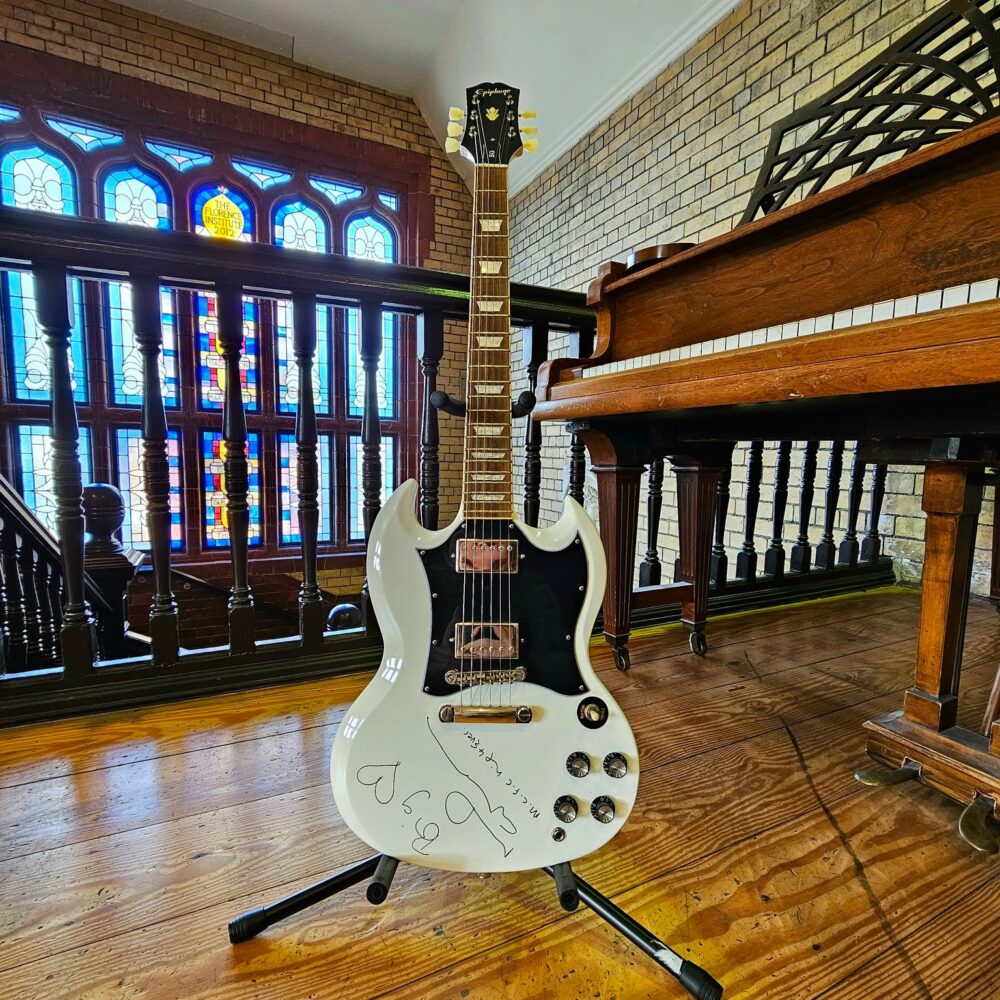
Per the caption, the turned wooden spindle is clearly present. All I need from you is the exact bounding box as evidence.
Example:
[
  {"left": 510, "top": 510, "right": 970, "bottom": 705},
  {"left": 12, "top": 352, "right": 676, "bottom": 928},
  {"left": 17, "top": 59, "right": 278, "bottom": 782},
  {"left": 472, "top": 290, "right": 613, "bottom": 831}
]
[
  {"left": 36, "top": 556, "right": 60, "bottom": 664},
  {"left": 736, "top": 441, "right": 763, "bottom": 583},
  {"left": 815, "top": 441, "right": 844, "bottom": 570},
  {"left": 521, "top": 321, "right": 549, "bottom": 528},
  {"left": 861, "top": 463, "right": 888, "bottom": 563},
  {"left": 710, "top": 456, "right": 733, "bottom": 588},
  {"left": 566, "top": 326, "right": 595, "bottom": 506},
  {"left": 293, "top": 292, "right": 325, "bottom": 647},
  {"left": 216, "top": 283, "right": 255, "bottom": 655},
  {"left": 0, "top": 514, "right": 28, "bottom": 670},
  {"left": 789, "top": 440, "right": 819, "bottom": 574},
  {"left": 360, "top": 300, "right": 385, "bottom": 542},
  {"left": 764, "top": 441, "right": 792, "bottom": 580},
  {"left": 417, "top": 309, "right": 444, "bottom": 530},
  {"left": 17, "top": 541, "right": 43, "bottom": 664},
  {"left": 639, "top": 458, "right": 664, "bottom": 587},
  {"left": 838, "top": 447, "right": 866, "bottom": 567},
  {"left": 35, "top": 262, "right": 95, "bottom": 677},
  {"left": 132, "top": 274, "right": 180, "bottom": 664}
]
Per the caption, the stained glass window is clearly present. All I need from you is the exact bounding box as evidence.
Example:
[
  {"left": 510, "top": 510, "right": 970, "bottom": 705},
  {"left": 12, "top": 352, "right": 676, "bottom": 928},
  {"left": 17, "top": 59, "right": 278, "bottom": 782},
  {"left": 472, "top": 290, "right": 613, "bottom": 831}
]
[
  {"left": 114, "top": 428, "right": 183, "bottom": 550},
  {"left": 346, "top": 213, "right": 395, "bottom": 262},
  {"left": 192, "top": 183, "right": 253, "bottom": 240},
  {"left": 45, "top": 116, "right": 123, "bottom": 151},
  {"left": 202, "top": 430, "right": 261, "bottom": 548},
  {"left": 378, "top": 191, "right": 399, "bottom": 212},
  {"left": 105, "top": 282, "right": 179, "bottom": 406},
  {"left": 275, "top": 299, "right": 330, "bottom": 414},
  {"left": 4, "top": 271, "right": 87, "bottom": 402},
  {"left": 309, "top": 177, "right": 363, "bottom": 205},
  {"left": 17, "top": 424, "right": 93, "bottom": 535},
  {"left": 102, "top": 164, "right": 171, "bottom": 229},
  {"left": 278, "top": 432, "right": 332, "bottom": 544},
  {"left": 145, "top": 140, "right": 212, "bottom": 172},
  {"left": 346, "top": 307, "right": 396, "bottom": 418},
  {"left": 273, "top": 199, "right": 328, "bottom": 252},
  {"left": 196, "top": 292, "right": 258, "bottom": 410},
  {"left": 0, "top": 105, "right": 20, "bottom": 124},
  {"left": 348, "top": 435, "right": 395, "bottom": 542},
  {"left": 233, "top": 159, "right": 292, "bottom": 189},
  {"left": 0, "top": 145, "right": 76, "bottom": 214}
]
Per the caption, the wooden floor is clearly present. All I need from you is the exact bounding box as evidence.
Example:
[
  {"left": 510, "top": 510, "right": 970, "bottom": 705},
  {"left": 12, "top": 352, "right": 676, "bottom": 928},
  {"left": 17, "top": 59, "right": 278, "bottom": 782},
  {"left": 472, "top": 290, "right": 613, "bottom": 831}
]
[{"left": 2, "top": 588, "right": 1000, "bottom": 999}]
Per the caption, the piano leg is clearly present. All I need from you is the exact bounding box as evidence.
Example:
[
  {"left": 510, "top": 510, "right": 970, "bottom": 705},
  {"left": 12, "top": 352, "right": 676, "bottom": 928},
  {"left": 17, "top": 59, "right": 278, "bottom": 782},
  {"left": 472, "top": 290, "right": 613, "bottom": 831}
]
[
  {"left": 573, "top": 427, "right": 645, "bottom": 671},
  {"left": 669, "top": 449, "right": 732, "bottom": 658}
]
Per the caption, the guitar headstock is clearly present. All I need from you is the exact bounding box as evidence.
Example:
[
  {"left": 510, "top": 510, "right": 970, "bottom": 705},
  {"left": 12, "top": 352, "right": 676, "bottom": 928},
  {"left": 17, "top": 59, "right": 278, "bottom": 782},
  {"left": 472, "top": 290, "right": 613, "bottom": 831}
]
[{"left": 445, "top": 82, "right": 538, "bottom": 165}]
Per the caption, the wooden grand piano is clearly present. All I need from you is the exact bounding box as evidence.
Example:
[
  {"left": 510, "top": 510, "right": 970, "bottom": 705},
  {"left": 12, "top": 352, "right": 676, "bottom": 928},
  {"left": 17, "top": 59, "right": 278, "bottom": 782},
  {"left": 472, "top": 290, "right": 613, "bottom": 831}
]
[{"left": 533, "top": 1, "right": 1000, "bottom": 847}]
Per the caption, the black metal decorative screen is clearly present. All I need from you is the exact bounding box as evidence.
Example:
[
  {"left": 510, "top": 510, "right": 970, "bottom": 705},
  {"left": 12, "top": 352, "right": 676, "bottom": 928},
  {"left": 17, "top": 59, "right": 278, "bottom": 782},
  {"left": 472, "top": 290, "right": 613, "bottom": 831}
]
[{"left": 742, "top": 0, "right": 1000, "bottom": 223}]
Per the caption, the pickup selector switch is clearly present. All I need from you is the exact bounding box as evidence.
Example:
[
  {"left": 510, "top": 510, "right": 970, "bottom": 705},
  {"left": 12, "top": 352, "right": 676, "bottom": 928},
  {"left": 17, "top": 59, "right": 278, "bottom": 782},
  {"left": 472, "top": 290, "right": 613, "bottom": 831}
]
[
  {"left": 591, "top": 795, "right": 615, "bottom": 824},
  {"left": 554, "top": 795, "right": 578, "bottom": 823},
  {"left": 603, "top": 752, "right": 628, "bottom": 778},
  {"left": 566, "top": 752, "right": 590, "bottom": 777}
]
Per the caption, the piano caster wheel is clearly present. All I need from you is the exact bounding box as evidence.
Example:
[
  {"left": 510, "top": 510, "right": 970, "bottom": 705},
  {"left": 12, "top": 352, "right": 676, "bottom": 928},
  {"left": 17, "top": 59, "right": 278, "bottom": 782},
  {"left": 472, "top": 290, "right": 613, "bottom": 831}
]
[
  {"left": 958, "top": 795, "right": 1000, "bottom": 854},
  {"left": 853, "top": 760, "right": 920, "bottom": 786},
  {"left": 612, "top": 645, "right": 631, "bottom": 672},
  {"left": 689, "top": 631, "right": 707, "bottom": 657}
]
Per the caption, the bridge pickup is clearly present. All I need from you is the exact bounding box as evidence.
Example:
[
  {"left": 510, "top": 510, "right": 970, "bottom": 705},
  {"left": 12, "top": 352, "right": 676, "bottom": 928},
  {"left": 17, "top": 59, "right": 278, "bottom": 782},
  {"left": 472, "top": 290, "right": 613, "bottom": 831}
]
[
  {"left": 439, "top": 704, "right": 533, "bottom": 724},
  {"left": 454, "top": 538, "right": 519, "bottom": 573},
  {"left": 454, "top": 622, "right": 519, "bottom": 659},
  {"left": 444, "top": 666, "right": 527, "bottom": 687}
]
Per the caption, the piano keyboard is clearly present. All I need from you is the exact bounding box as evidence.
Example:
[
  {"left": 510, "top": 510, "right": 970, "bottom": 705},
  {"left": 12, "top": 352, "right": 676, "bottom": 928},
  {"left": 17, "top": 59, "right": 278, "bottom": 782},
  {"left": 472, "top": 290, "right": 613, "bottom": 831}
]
[{"left": 580, "top": 278, "right": 1000, "bottom": 379}]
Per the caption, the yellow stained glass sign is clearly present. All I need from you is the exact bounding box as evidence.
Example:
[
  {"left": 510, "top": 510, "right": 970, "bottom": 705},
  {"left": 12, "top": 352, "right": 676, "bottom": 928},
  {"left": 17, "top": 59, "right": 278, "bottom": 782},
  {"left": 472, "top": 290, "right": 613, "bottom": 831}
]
[{"left": 202, "top": 193, "right": 245, "bottom": 239}]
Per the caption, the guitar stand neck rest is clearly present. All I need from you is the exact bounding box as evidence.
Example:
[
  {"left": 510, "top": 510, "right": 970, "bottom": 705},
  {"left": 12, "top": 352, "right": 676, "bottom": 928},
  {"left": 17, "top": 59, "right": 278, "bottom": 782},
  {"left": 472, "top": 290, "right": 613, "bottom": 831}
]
[{"left": 228, "top": 853, "right": 724, "bottom": 1000}]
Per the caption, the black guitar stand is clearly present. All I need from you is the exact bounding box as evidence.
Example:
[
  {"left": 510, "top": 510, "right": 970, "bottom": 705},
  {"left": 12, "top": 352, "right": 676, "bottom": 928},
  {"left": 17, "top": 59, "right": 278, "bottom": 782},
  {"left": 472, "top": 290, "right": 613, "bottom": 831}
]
[{"left": 228, "top": 853, "right": 723, "bottom": 1000}]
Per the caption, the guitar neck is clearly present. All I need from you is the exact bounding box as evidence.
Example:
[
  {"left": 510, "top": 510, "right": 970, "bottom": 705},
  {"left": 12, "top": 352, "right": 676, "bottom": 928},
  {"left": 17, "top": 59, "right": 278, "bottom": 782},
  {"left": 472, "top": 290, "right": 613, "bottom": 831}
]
[{"left": 462, "top": 163, "right": 513, "bottom": 519}]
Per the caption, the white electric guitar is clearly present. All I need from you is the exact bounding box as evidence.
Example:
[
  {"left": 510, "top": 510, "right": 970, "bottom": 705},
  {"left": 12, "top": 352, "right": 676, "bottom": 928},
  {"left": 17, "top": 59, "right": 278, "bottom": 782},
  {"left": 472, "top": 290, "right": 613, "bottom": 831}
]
[{"left": 330, "top": 83, "right": 638, "bottom": 873}]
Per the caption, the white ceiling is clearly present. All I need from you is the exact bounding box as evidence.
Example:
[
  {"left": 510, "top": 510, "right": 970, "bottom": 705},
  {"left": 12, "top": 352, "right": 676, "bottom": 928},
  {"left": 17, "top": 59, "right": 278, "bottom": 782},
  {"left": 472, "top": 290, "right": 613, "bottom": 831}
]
[{"left": 123, "top": 0, "right": 739, "bottom": 194}]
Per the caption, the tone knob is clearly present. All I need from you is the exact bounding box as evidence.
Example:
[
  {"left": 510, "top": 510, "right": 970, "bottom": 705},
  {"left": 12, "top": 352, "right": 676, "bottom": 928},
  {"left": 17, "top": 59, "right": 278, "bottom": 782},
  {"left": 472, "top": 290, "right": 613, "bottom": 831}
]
[
  {"left": 566, "top": 752, "right": 590, "bottom": 777},
  {"left": 603, "top": 752, "right": 628, "bottom": 779},
  {"left": 591, "top": 796, "right": 615, "bottom": 824},
  {"left": 554, "top": 796, "right": 578, "bottom": 823}
]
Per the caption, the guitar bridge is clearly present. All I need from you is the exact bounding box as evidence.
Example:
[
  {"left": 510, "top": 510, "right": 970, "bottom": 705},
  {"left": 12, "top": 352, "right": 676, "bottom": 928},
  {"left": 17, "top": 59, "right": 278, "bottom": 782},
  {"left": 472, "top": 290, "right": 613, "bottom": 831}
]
[
  {"left": 444, "top": 666, "right": 527, "bottom": 687},
  {"left": 439, "top": 704, "right": 533, "bottom": 724}
]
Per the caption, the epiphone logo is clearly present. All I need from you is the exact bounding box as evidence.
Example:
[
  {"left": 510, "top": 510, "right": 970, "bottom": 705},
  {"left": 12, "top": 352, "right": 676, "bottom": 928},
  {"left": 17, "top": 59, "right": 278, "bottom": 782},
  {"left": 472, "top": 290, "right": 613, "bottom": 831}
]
[{"left": 477, "top": 87, "right": 510, "bottom": 96}]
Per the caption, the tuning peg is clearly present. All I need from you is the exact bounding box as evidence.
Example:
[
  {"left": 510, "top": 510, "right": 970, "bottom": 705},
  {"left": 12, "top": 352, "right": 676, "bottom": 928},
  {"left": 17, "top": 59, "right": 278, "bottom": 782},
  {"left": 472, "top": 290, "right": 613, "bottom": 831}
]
[
  {"left": 449, "top": 107, "right": 465, "bottom": 120},
  {"left": 520, "top": 110, "right": 536, "bottom": 119},
  {"left": 521, "top": 127, "right": 538, "bottom": 135},
  {"left": 447, "top": 122, "right": 463, "bottom": 137},
  {"left": 523, "top": 139, "right": 539, "bottom": 153},
  {"left": 445, "top": 137, "right": 461, "bottom": 154}
]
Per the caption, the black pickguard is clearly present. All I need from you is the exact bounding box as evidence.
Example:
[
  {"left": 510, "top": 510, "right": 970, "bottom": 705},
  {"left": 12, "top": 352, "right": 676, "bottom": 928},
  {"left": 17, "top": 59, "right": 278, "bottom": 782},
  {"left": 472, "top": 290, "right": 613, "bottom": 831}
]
[{"left": 419, "top": 520, "right": 589, "bottom": 696}]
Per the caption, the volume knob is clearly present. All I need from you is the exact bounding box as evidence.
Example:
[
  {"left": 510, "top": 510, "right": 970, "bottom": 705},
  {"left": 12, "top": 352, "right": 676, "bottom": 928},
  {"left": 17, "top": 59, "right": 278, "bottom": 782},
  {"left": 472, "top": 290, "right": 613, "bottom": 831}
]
[
  {"left": 591, "top": 795, "right": 615, "bottom": 824},
  {"left": 603, "top": 752, "right": 628, "bottom": 779},
  {"left": 554, "top": 796, "right": 578, "bottom": 823},
  {"left": 566, "top": 752, "right": 590, "bottom": 777}
]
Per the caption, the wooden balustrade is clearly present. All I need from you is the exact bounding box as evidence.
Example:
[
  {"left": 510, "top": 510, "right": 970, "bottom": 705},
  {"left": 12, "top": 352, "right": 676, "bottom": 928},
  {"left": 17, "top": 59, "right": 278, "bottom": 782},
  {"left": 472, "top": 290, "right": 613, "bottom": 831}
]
[
  {"left": 521, "top": 321, "right": 549, "bottom": 528},
  {"left": 0, "top": 207, "right": 590, "bottom": 725}
]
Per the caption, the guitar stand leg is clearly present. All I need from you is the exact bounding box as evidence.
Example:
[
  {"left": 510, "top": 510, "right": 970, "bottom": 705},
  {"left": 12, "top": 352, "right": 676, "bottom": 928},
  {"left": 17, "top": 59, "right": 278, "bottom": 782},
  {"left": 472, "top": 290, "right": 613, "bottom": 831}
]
[
  {"left": 228, "top": 853, "right": 381, "bottom": 943},
  {"left": 366, "top": 854, "right": 400, "bottom": 904},
  {"left": 541, "top": 866, "right": 723, "bottom": 1000}
]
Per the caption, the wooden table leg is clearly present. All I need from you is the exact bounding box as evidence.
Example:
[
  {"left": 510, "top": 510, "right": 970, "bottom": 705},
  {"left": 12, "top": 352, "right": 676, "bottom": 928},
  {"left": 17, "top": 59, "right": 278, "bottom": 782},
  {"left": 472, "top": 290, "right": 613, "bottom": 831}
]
[
  {"left": 574, "top": 427, "right": 644, "bottom": 671},
  {"left": 669, "top": 448, "right": 732, "bottom": 656},
  {"left": 903, "top": 462, "right": 984, "bottom": 731}
]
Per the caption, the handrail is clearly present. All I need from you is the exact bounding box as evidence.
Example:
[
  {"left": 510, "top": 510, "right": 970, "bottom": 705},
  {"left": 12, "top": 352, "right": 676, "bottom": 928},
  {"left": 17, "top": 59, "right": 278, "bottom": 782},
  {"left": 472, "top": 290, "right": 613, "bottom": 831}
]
[{"left": 0, "top": 206, "right": 592, "bottom": 327}]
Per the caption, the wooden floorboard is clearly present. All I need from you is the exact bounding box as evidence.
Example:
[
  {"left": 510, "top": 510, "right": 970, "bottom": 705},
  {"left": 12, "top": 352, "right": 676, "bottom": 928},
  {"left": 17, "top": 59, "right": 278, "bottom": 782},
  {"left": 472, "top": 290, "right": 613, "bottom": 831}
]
[{"left": 1, "top": 589, "right": 998, "bottom": 998}]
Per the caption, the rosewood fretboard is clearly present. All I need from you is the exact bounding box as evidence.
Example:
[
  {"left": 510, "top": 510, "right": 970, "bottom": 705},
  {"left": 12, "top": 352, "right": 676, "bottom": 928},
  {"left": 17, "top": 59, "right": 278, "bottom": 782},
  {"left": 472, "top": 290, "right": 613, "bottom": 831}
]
[{"left": 462, "top": 164, "right": 514, "bottom": 520}]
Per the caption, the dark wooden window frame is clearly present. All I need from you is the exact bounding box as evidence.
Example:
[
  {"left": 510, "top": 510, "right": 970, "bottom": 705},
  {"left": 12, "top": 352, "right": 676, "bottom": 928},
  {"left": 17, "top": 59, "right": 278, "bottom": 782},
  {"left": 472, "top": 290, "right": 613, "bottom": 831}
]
[{"left": 0, "top": 44, "right": 433, "bottom": 573}]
